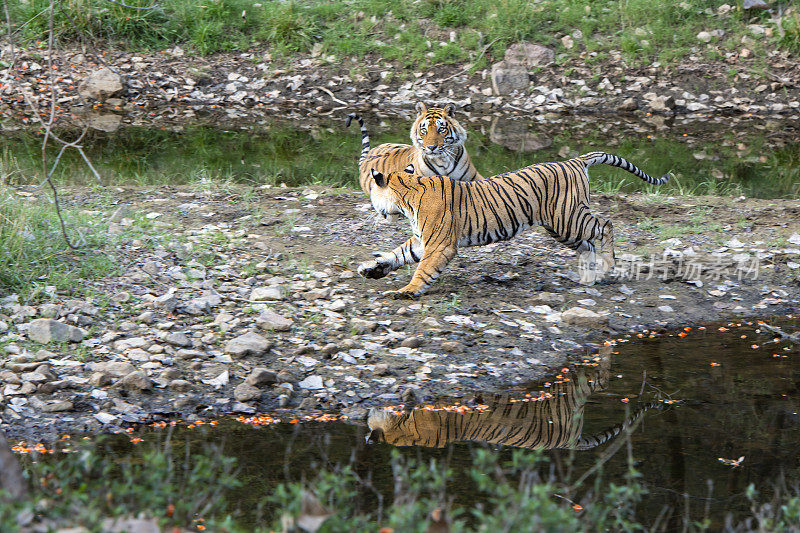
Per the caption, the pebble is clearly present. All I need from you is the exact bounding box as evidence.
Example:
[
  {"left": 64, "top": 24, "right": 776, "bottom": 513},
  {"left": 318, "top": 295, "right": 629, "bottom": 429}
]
[
  {"left": 298, "top": 375, "right": 324, "bottom": 390},
  {"left": 560, "top": 307, "right": 609, "bottom": 328},
  {"left": 224, "top": 331, "right": 273, "bottom": 357},
  {"left": 441, "top": 341, "right": 465, "bottom": 354},
  {"left": 233, "top": 382, "right": 262, "bottom": 402},
  {"left": 249, "top": 286, "right": 285, "bottom": 301},
  {"left": 245, "top": 367, "right": 278, "bottom": 386},
  {"left": 115, "top": 371, "right": 152, "bottom": 391},
  {"left": 256, "top": 309, "right": 293, "bottom": 331}
]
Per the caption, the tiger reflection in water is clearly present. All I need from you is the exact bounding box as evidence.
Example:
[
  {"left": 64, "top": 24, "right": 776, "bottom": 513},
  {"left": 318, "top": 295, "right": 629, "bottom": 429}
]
[{"left": 367, "top": 347, "right": 662, "bottom": 450}]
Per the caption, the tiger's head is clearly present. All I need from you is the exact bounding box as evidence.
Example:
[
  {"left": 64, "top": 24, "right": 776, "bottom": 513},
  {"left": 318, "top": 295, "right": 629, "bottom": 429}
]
[
  {"left": 411, "top": 102, "right": 467, "bottom": 158},
  {"left": 367, "top": 165, "right": 416, "bottom": 221}
]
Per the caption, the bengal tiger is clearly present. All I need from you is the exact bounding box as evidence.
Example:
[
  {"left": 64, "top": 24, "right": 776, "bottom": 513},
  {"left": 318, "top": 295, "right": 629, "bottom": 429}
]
[
  {"left": 366, "top": 347, "right": 664, "bottom": 450},
  {"left": 357, "top": 152, "right": 669, "bottom": 295},
  {"left": 346, "top": 102, "right": 482, "bottom": 199}
]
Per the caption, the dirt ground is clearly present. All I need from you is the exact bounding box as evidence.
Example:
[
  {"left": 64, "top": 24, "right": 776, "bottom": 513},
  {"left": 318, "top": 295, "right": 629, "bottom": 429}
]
[{"left": 2, "top": 182, "right": 799, "bottom": 441}]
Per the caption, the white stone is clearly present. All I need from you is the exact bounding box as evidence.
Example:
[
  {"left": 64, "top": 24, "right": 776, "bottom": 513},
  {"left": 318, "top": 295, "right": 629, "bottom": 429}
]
[{"left": 298, "top": 375, "right": 324, "bottom": 389}]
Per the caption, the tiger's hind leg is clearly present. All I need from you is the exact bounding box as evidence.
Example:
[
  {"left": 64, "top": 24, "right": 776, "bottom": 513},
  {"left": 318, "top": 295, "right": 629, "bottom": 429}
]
[
  {"left": 357, "top": 236, "right": 423, "bottom": 279},
  {"left": 549, "top": 207, "right": 615, "bottom": 285}
]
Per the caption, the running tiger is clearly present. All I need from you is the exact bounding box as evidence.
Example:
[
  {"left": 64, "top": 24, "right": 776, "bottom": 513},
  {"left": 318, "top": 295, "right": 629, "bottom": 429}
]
[
  {"left": 367, "top": 347, "right": 664, "bottom": 450},
  {"left": 346, "top": 102, "right": 482, "bottom": 199},
  {"left": 357, "top": 152, "right": 669, "bottom": 295}
]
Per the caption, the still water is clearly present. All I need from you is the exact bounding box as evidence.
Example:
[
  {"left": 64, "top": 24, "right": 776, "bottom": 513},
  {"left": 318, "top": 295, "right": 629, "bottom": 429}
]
[
  {"left": 4, "top": 113, "right": 800, "bottom": 198},
  {"left": 79, "top": 318, "right": 800, "bottom": 529}
]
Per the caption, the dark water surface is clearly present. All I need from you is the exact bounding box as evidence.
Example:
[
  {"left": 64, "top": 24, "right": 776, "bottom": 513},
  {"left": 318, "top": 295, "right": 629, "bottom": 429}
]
[
  {"left": 5, "top": 114, "right": 800, "bottom": 198},
  {"left": 82, "top": 318, "right": 800, "bottom": 529}
]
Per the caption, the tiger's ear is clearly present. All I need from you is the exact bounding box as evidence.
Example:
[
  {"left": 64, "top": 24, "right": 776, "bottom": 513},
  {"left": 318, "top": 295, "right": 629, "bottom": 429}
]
[
  {"left": 443, "top": 103, "right": 455, "bottom": 116},
  {"left": 371, "top": 169, "right": 386, "bottom": 187},
  {"left": 415, "top": 102, "right": 427, "bottom": 115},
  {"left": 403, "top": 164, "right": 415, "bottom": 174}
]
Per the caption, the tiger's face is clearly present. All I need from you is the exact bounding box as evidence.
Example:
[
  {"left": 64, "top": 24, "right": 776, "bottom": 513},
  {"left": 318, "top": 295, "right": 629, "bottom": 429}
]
[{"left": 411, "top": 102, "right": 467, "bottom": 157}]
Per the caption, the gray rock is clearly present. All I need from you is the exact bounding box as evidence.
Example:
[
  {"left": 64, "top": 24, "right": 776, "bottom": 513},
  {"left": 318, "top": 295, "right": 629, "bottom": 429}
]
[
  {"left": 531, "top": 292, "right": 565, "bottom": 305},
  {"left": 256, "top": 309, "right": 293, "bottom": 332},
  {"left": 224, "top": 331, "right": 273, "bottom": 357},
  {"left": 504, "top": 42, "right": 555, "bottom": 67},
  {"left": 697, "top": 31, "right": 713, "bottom": 43},
  {"left": 39, "top": 304, "right": 61, "bottom": 319},
  {"left": 153, "top": 290, "right": 178, "bottom": 312},
  {"left": 350, "top": 317, "right": 377, "bottom": 334},
  {"left": 234, "top": 382, "right": 262, "bottom": 402},
  {"left": 649, "top": 95, "right": 676, "bottom": 112},
  {"left": 743, "top": 0, "right": 768, "bottom": 9},
  {"left": 372, "top": 363, "right": 393, "bottom": 376},
  {"left": 298, "top": 375, "right": 324, "bottom": 390},
  {"left": 491, "top": 60, "right": 529, "bottom": 95},
  {"left": 27, "top": 319, "right": 85, "bottom": 344},
  {"left": 90, "top": 372, "right": 113, "bottom": 387},
  {"left": 186, "top": 291, "right": 222, "bottom": 315},
  {"left": 19, "top": 372, "right": 47, "bottom": 383},
  {"left": 276, "top": 369, "right": 298, "bottom": 383},
  {"left": 617, "top": 97, "right": 638, "bottom": 111},
  {"left": 103, "top": 361, "right": 136, "bottom": 377},
  {"left": 245, "top": 367, "right": 278, "bottom": 387},
  {"left": 441, "top": 341, "right": 465, "bottom": 354},
  {"left": 115, "top": 371, "right": 151, "bottom": 391},
  {"left": 560, "top": 307, "right": 609, "bottom": 328},
  {"left": 400, "top": 336, "right": 424, "bottom": 349},
  {"left": 40, "top": 400, "right": 73, "bottom": 413},
  {"left": 169, "top": 379, "right": 194, "bottom": 392},
  {"left": 78, "top": 67, "right": 123, "bottom": 101},
  {"left": 249, "top": 286, "right": 284, "bottom": 301},
  {"left": 164, "top": 332, "right": 192, "bottom": 348}
]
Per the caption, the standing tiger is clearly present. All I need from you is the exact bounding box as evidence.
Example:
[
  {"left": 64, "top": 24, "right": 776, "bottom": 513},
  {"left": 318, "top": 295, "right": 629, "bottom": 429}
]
[
  {"left": 367, "top": 347, "right": 664, "bottom": 450},
  {"left": 346, "top": 102, "right": 482, "bottom": 197},
  {"left": 357, "top": 152, "right": 669, "bottom": 295}
]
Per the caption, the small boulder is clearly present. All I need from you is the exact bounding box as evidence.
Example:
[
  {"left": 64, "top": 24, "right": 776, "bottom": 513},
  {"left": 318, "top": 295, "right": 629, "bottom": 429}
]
[
  {"left": 560, "top": 307, "right": 609, "bottom": 328},
  {"left": 504, "top": 42, "right": 555, "bottom": 68},
  {"left": 78, "top": 67, "right": 123, "bottom": 101},
  {"left": 164, "top": 332, "right": 192, "bottom": 348},
  {"left": 256, "top": 309, "right": 293, "bottom": 332},
  {"left": 441, "top": 341, "right": 465, "bottom": 354},
  {"left": 249, "top": 286, "right": 284, "bottom": 301},
  {"left": 245, "top": 367, "right": 278, "bottom": 387},
  {"left": 27, "top": 319, "right": 85, "bottom": 344},
  {"left": 224, "top": 332, "right": 273, "bottom": 358},
  {"left": 115, "top": 371, "right": 151, "bottom": 391},
  {"left": 41, "top": 400, "right": 73, "bottom": 413},
  {"left": 234, "top": 382, "right": 262, "bottom": 402}
]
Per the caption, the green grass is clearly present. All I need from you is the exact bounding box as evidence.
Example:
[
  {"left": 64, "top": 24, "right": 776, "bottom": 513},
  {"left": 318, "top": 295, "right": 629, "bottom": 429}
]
[
  {"left": 0, "top": 185, "right": 121, "bottom": 302},
  {"left": 8, "top": 0, "right": 797, "bottom": 67}
]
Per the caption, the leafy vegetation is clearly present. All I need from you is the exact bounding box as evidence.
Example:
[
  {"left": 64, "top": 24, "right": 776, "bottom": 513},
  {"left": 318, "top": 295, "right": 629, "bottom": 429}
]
[
  {"left": 9, "top": 0, "right": 797, "bottom": 67},
  {"left": 3, "top": 436, "right": 799, "bottom": 532}
]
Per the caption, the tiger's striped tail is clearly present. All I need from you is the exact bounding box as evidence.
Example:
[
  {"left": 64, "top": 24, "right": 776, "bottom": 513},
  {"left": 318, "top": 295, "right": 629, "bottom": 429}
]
[
  {"left": 572, "top": 401, "right": 665, "bottom": 450},
  {"left": 345, "top": 113, "right": 371, "bottom": 166},
  {"left": 579, "top": 151, "right": 670, "bottom": 185}
]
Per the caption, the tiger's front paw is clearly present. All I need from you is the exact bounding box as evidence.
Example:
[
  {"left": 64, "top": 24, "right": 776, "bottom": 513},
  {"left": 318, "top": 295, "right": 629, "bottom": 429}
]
[
  {"left": 380, "top": 289, "right": 418, "bottom": 300},
  {"left": 357, "top": 260, "right": 393, "bottom": 279}
]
